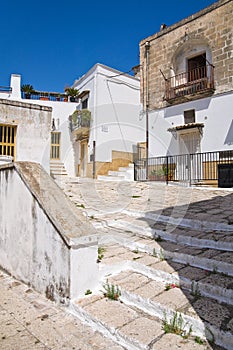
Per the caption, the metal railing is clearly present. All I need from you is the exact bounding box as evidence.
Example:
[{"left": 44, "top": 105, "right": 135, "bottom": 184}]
[
  {"left": 165, "top": 65, "right": 215, "bottom": 101},
  {"left": 69, "top": 109, "right": 91, "bottom": 132},
  {"left": 134, "top": 150, "right": 233, "bottom": 186},
  {"left": 0, "top": 86, "right": 12, "bottom": 93},
  {"left": 21, "top": 91, "right": 68, "bottom": 102}
]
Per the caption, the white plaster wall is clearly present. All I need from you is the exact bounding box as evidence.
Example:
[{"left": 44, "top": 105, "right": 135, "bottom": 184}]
[
  {"left": 70, "top": 245, "right": 98, "bottom": 299},
  {"left": 0, "top": 167, "right": 70, "bottom": 303},
  {"left": 0, "top": 74, "right": 78, "bottom": 176},
  {"left": 74, "top": 64, "right": 145, "bottom": 163},
  {"left": 149, "top": 92, "right": 233, "bottom": 156},
  {"left": 0, "top": 100, "right": 52, "bottom": 172},
  {"left": 18, "top": 99, "right": 78, "bottom": 176}
]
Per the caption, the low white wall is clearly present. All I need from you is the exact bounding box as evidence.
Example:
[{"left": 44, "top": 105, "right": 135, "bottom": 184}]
[{"left": 0, "top": 163, "right": 98, "bottom": 303}]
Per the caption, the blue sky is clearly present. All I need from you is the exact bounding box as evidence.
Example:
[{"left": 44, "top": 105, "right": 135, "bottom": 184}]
[{"left": 1, "top": 0, "right": 216, "bottom": 92}]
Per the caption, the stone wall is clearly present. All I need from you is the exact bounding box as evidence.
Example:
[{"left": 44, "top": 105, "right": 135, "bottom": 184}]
[
  {"left": 140, "top": 0, "right": 233, "bottom": 109},
  {"left": 0, "top": 99, "right": 52, "bottom": 172}
]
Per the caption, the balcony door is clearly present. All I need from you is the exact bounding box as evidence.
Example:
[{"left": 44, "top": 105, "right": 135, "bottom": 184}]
[{"left": 188, "top": 54, "right": 206, "bottom": 82}]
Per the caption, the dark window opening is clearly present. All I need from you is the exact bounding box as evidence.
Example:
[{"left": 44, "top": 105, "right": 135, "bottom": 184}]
[
  {"left": 188, "top": 54, "right": 206, "bottom": 82},
  {"left": 82, "top": 98, "right": 88, "bottom": 109},
  {"left": 184, "top": 109, "right": 195, "bottom": 124}
]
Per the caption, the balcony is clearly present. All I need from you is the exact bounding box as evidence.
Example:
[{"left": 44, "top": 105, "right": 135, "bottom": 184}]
[
  {"left": 165, "top": 65, "right": 215, "bottom": 103},
  {"left": 21, "top": 91, "right": 71, "bottom": 102},
  {"left": 69, "top": 109, "right": 91, "bottom": 140}
]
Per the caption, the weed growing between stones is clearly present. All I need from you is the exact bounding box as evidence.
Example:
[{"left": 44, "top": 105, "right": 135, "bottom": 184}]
[
  {"left": 85, "top": 289, "right": 92, "bottom": 295},
  {"left": 103, "top": 281, "right": 121, "bottom": 301},
  {"left": 191, "top": 282, "right": 202, "bottom": 300},
  {"left": 158, "top": 248, "right": 165, "bottom": 261},
  {"left": 132, "top": 248, "right": 139, "bottom": 254},
  {"left": 76, "top": 203, "right": 85, "bottom": 208},
  {"left": 154, "top": 235, "right": 163, "bottom": 242},
  {"left": 97, "top": 247, "right": 105, "bottom": 262},
  {"left": 162, "top": 312, "right": 192, "bottom": 339},
  {"left": 195, "top": 336, "right": 204, "bottom": 344},
  {"left": 152, "top": 248, "right": 165, "bottom": 260}
]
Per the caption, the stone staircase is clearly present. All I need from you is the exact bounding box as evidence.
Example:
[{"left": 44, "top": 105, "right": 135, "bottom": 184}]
[
  {"left": 57, "top": 178, "right": 233, "bottom": 350},
  {"left": 50, "top": 160, "right": 68, "bottom": 179},
  {"left": 97, "top": 163, "right": 134, "bottom": 182},
  {"left": 67, "top": 213, "right": 233, "bottom": 350}
]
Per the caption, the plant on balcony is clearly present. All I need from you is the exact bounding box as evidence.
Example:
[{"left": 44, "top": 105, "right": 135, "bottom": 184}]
[
  {"left": 71, "top": 110, "right": 79, "bottom": 124},
  {"left": 21, "top": 84, "right": 35, "bottom": 99},
  {"left": 70, "top": 109, "right": 91, "bottom": 130},
  {"left": 64, "top": 87, "right": 79, "bottom": 102},
  {"left": 81, "top": 109, "right": 91, "bottom": 127}
]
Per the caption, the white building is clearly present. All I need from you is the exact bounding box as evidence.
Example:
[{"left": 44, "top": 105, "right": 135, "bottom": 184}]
[
  {"left": 0, "top": 64, "right": 145, "bottom": 179},
  {"left": 71, "top": 63, "right": 145, "bottom": 178},
  {"left": 139, "top": 0, "right": 233, "bottom": 186}
]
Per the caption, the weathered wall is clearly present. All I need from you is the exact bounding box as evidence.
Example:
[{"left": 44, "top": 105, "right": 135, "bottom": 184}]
[
  {"left": 140, "top": 0, "right": 233, "bottom": 109},
  {"left": 0, "top": 99, "right": 52, "bottom": 172},
  {"left": 0, "top": 162, "right": 98, "bottom": 303}
]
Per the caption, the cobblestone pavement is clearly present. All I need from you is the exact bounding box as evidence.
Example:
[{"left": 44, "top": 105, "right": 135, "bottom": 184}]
[
  {"left": 59, "top": 178, "right": 233, "bottom": 225},
  {"left": 1, "top": 178, "right": 232, "bottom": 350},
  {"left": 0, "top": 272, "right": 125, "bottom": 350}
]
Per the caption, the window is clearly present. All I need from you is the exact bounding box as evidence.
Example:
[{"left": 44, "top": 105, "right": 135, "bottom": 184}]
[
  {"left": 188, "top": 54, "right": 206, "bottom": 82},
  {"left": 184, "top": 110, "right": 195, "bottom": 124},
  {"left": 82, "top": 98, "right": 88, "bottom": 109},
  {"left": 0, "top": 124, "right": 16, "bottom": 159}
]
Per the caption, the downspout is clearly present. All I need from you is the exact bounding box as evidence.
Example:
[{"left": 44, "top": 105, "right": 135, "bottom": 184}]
[
  {"left": 93, "top": 72, "right": 97, "bottom": 179},
  {"left": 145, "top": 41, "right": 150, "bottom": 180}
]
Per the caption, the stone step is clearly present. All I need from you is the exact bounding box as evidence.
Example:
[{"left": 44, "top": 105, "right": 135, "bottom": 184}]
[
  {"left": 119, "top": 165, "right": 134, "bottom": 171},
  {"left": 122, "top": 209, "right": 233, "bottom": 233},
  {"left": 98, "top": 242, "right": 233, "bottom": 306},
  {"left": 106, "top": 218, "right": 233, "bottom": 252},
  {"left": 71, "top": 293, "right": 213, "bottom": 350},
  {"left": 97, "top": 175, "right": 130, "bottom": 182},
  {"left": 97, "top": 221, "right": 233, "bottom": 277},
  {"left": 93, "top": 239, "right": 233, "bottom": 349},
  {"left": 50, "top": 161, "right": 68, "bottom": 178},
  {"left": 108, "top": 171, "right": 127, "bottom": 176},
  {"left": 105, "top": 269, "right": 233, "bottom": 349}
]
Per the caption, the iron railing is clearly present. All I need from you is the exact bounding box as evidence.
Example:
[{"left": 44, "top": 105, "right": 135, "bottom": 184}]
[
  {"left": 69, "top": 109, "right": 91, "bottom": 132},
  {"left": 21, "top": 91, "right": 68, "bottom": 102},
  {"left": 165, "top": 65, "right": 215, "bottom": 101},
  {"left": 0, "top": 86, "right": 12, "bottom": 93},
  {"left": 134, "top": 150, "right": 233, "bottom": 186}
]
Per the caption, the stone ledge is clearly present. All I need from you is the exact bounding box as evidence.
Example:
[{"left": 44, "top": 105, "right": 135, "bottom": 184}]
[{"left": 14, "top": 161, "right": 97, "bottom": 248}]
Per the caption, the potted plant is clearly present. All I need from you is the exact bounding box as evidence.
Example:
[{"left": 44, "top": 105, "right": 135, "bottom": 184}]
[
  {"left": 21, "top": 84, "right": 35, "bottom": 99},
  {"left": 64, "top": 87, "right": 79, "bottom": 102}
]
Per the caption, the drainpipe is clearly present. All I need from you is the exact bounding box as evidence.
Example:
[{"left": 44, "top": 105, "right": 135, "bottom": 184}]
[
  {"left": 93, "top": 72, "right": 97, "bottom": 179},
  {"left": 145, "top": 41, "right": 150, "bottom": 180}
]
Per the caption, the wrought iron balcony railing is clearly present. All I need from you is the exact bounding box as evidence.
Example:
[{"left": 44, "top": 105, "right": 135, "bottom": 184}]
[
  {"left": 69, "top": 109, "right": 91, "bottom": 133},
  {"left": 21, "top": 91, "right": 70, "bottom": 102},
  {"left": 165, "top": 65, "right": 215, "bottom": 102},
  {"left": 0, "top": 86, "right": 12, "bottom": 93}
]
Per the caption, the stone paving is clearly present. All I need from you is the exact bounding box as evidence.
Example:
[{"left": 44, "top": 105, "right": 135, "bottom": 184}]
[
  {"left": 0, "top": 271, "right": 125, "bottom": 350},
  {"left": 1, "top": 177, "right": 233, "bottom": 350}
]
